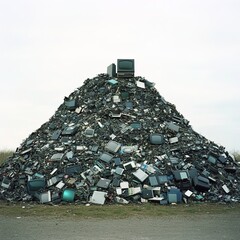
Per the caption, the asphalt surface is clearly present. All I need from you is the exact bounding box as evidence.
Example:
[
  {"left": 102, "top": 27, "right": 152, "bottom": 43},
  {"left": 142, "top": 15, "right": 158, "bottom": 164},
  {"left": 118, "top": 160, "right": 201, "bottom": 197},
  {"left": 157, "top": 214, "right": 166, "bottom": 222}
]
[{"left": 0, "top": 212, "right": 239, "bottom": 240}]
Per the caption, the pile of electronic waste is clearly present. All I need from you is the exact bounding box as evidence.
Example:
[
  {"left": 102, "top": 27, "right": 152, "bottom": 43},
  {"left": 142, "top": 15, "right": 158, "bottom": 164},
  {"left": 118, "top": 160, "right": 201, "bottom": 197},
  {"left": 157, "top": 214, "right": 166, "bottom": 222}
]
[{"left": 0, "top": 72, "right": 239, "bottom": 205}]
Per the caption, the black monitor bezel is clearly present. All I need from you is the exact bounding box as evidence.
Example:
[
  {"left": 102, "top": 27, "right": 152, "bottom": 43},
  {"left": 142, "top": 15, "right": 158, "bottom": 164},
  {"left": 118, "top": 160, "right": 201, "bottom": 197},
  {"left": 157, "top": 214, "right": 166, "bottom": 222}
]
[{"left": 117, "top": 59, "right": 135, "bottom": 77}]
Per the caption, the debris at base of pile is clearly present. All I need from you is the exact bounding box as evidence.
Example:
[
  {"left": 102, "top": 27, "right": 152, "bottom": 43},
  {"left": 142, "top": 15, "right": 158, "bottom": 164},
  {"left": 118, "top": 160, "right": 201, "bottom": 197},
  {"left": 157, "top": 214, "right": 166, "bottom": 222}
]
[{"left": 1, "top": 62, "right": 240, "bottom": 205}]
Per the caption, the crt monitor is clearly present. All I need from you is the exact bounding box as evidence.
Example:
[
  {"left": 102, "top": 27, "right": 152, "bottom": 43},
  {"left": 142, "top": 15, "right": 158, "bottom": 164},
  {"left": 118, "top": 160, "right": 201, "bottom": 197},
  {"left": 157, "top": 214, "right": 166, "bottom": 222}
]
[
  {"left": 117, "top": 59, "right": 135, "bottom": 77},
  {"left": 27, "top": 178, "right": 46, "bottom": 193}
]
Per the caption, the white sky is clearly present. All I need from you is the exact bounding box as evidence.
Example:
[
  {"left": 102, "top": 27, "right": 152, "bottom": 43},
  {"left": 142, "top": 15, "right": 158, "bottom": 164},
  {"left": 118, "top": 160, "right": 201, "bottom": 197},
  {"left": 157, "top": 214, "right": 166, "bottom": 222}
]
[{"left": 0, "top": 0, "right": 239, "bottom": 152}]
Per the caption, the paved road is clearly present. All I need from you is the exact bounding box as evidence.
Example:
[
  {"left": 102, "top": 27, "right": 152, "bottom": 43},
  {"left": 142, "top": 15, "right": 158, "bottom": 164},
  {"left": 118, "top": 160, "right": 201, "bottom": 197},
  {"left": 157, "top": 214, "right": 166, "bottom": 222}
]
[{"left": 0, "top": 213, "right": 239, "bottom": 240}]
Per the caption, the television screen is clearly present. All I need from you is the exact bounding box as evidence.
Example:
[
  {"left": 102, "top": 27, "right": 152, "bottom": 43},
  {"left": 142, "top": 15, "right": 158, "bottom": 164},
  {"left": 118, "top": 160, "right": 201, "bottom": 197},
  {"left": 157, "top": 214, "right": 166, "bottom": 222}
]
[
  {"left": 118, "top": 60, "right": 134, "bottom": 70},
  {"left": 158, "top": 175, "right": 168, "bottom": 184},
  {"left": 149, "top": 133, "right": 164, "bottom": 145},
  {"left": 117, "top": 59, "right": 135, "bottom": 77},
  {"left": 62, "top": 189, "right": 75, "bottom": 202},
  {"left": 27, "top": 179, "right": 46, "bottom": 193},
  {"left": 149, "top": 175, "right": 159, "bottom": 187}
]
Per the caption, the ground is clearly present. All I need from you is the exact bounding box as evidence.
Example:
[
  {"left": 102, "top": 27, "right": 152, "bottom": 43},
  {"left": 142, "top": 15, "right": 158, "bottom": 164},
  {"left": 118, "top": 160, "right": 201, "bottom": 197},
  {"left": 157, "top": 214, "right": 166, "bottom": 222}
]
[{"left": 0, "top": 212, "right": 239, "bottom": 240}]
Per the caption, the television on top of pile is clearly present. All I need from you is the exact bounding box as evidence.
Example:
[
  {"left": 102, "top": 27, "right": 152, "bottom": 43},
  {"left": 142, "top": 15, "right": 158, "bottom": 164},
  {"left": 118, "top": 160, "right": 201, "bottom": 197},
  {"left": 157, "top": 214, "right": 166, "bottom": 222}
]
[
  {"left": 117, "top": 59, "right": 135, "bottom": 78},
  {"left": 107, "top": 59, "right": 135, "bottom": 78}
]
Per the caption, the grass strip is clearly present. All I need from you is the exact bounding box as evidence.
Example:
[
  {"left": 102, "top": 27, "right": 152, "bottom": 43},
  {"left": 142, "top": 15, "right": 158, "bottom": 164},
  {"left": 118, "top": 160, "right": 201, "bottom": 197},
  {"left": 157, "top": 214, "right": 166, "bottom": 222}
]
[{"left": 0, "top": 201, "right": 239, "bottom": 219}]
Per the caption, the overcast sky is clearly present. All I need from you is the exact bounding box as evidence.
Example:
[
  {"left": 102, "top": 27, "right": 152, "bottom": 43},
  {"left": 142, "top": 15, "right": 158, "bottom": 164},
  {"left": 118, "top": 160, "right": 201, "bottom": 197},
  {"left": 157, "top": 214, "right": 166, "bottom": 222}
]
[{"left": 0, "top": 0, "right": 239, "bottom": 152}]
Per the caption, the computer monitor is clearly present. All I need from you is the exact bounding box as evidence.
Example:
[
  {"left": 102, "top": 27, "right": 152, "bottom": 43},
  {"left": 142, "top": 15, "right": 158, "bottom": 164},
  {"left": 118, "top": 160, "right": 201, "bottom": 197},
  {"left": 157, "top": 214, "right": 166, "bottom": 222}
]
[
  {"left": 117, "top": 59, "right": 135, "bottom": 78},
  {"left": 27, "top": 179, "right": 46, "bottom": 193},
  {"left": 62, "top": 189, "right": 75, "bottom": 202}
]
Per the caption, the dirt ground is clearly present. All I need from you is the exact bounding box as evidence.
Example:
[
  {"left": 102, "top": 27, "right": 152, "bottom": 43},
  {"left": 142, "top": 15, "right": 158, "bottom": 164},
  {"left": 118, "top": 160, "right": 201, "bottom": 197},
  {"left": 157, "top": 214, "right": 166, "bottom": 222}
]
[{"left": 0, "top": 212, "right": 239, "bottom": 240}]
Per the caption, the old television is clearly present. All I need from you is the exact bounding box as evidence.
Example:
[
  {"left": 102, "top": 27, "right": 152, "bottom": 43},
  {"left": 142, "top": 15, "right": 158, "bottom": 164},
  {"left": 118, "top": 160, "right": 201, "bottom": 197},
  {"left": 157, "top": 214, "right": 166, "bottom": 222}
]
[
  {"left": 27, "top": 178, "right": 46, "bottom": 194},
  {"left": 117, "top": 59, "right": 135, "bottom": 78},
  {"left": 62, "top": 189, "right": 76, "bottom": 202}
]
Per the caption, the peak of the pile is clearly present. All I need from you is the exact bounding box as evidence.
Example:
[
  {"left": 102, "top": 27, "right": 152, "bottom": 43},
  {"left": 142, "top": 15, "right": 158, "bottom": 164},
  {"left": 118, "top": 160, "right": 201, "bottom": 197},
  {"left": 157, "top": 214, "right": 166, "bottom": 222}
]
[{"left": 0, "top": 72, "right": 239, "bottom": 205}]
